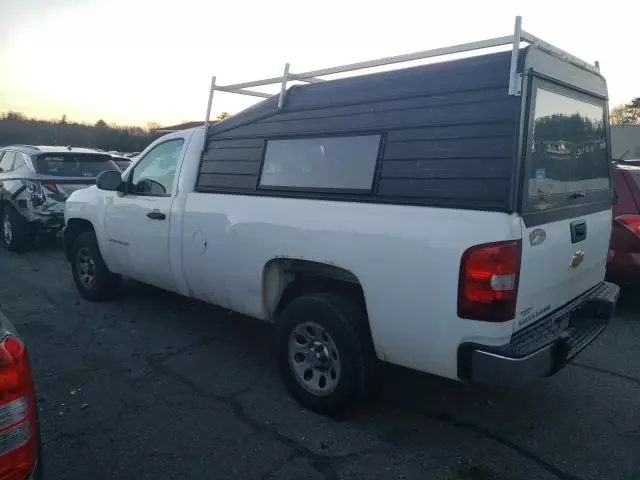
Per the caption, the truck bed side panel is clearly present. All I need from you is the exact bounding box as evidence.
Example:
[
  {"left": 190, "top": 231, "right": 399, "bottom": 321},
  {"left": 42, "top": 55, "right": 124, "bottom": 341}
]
[{"left": 181, "top": 193, "right": 521, "bottom": 380}]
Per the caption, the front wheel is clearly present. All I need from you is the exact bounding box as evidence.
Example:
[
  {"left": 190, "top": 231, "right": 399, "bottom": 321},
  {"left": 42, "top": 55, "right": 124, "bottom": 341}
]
[
  {"left": 70, "top": 232, "right": 120, "bottom": 301},
  {"left": 275, "top": 293, "right": 377, "bottom": 415}
]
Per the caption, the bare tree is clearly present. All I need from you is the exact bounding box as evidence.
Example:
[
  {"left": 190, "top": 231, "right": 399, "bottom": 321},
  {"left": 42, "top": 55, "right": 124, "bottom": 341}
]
[
  {"left": 4, "top": 111, "right": 26, "bottom": 121},
  {"left": 610, "top": 98, "right": 640, "bottom": 125},
  {"left": 146, "top": 121, "right": 161, "bottom": 132},
  {"left": 216, "top": 112, "right": 232, "bottom": 121}
]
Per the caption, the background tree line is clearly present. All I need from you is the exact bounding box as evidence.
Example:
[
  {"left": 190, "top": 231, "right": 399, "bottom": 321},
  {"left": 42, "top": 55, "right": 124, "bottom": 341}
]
[
  {"left": 611, "top": 98, "right": 640, "bottom": 125},
  {"left": 0, "top": 111, "right": 234, "bottom": 152},
  {"left": 0, "top": 111, "right": 164, "bottom": 153}
]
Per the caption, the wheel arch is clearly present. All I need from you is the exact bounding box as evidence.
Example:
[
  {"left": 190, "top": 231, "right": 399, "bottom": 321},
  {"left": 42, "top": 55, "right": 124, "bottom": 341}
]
[
  {"left": 64, "top": 218, "right": 96, "bottom": 261},
  {"left": 261, "top": 257, "right": 378, "bottom": 356}
]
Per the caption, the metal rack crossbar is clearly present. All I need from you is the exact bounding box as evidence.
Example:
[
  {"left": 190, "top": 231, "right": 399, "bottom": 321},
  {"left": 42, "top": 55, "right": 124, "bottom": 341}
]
[{"left": 201, "top": 16, "right": 600, "bottom": 152}]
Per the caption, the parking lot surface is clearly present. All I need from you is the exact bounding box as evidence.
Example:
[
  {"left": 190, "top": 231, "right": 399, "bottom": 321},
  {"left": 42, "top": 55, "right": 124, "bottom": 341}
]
[{"left": 0, "top": 244, "right": 638, "bottom": 480}]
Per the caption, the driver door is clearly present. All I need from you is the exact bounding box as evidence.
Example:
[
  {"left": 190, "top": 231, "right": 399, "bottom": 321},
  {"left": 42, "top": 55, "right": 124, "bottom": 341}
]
[{"left": 104, "top": 138, "right": 184, "bottom": 292}]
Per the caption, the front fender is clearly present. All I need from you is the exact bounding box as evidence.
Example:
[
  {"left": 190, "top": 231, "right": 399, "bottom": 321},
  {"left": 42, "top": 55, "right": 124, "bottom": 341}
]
[
  {"left": 65, "top": 186, "right": 101, "bottom": 224},
  {"left": 64, "top": 186, "right": 110, "bottom": 252}
]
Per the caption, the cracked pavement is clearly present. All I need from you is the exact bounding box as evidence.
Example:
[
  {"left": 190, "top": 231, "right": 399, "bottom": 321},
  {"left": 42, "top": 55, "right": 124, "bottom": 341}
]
[{"left": 0, "top": 244, "right": 639, "bottom": 480}]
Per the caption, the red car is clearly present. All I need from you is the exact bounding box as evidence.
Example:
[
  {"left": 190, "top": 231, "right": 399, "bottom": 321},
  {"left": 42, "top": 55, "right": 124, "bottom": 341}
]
[
  {"left": 0, "top": 311, "right": 41, "bottom": 479},
  {"left": 607, "top": 164, "right": 640, "bottom": 284}
]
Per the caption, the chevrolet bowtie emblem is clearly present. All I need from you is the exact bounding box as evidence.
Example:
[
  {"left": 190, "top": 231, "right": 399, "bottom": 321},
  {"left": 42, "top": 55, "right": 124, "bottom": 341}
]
[{"left": 570, "top": 251, "right": 585, "bottom": 268}]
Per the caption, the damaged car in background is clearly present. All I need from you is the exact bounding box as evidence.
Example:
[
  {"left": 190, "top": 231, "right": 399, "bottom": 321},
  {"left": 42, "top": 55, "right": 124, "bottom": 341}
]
[{"left": 0, "top": 145, "right": 118, "bottom": 251}]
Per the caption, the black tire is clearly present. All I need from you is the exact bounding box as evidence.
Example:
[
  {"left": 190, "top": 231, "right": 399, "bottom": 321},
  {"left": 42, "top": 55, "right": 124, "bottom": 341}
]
[
  {"left": 275, "top": 292, "right": 377, "bottom": 415},
  {"left": 70, "top": 232, "right": 120, "bottom": 301},
  {"left": 1, "top": 205, "right": 34, "bottom": 252}
]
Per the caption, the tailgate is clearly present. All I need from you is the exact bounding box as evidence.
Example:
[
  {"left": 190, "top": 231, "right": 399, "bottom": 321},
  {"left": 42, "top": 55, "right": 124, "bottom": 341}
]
[
  {"left": 514, "top": 83, "right": 613, "bottom": 332},
  {"left": 516, "top": 210, "right": 611, "bottom": 332}
]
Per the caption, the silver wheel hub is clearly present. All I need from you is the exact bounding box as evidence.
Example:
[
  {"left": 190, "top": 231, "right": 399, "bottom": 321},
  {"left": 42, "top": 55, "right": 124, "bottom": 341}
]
[
  {"left": 288, "top": 322, "right": 341, "bottom": 396},
  {"left": 76, "top": 248, "right": 96, "bottom": 289},
  {"left": 3, "top": 215, "right": 12, "bottom": 244}
]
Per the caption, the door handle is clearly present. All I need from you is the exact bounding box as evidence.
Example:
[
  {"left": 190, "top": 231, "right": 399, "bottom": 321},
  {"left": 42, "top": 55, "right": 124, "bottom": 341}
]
[
  {"left": 147, "top": 210, "right": 166, "bottom": 220},
  {"left": 570, "top": 220, "right": 587, "bottom": 243}
]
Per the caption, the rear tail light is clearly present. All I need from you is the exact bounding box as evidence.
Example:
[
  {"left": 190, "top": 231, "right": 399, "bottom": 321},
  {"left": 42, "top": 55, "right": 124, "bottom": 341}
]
[
  {"left": 0, "top": 336, "right": 38, "bottom": 480},
  {"left": 41, "top": 182, "right": 59, "bottom": 194},
  {"left": 458, "top": 240, "right": 522, "bottom": 322},
  {"left": 615, "top": 215, "right": 640, "bottom": 237}
]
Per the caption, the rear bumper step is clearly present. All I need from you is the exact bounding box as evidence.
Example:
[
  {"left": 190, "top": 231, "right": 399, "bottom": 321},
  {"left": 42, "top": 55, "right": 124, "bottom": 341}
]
[{"left": 457, "top": 281, "right": 620, "bottom": 385}]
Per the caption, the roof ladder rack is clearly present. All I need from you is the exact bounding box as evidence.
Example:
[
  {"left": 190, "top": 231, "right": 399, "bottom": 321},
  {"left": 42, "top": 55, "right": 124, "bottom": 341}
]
[
  {"left": 201, "top": 15, "right": 600, "bottom": 153},
  {"left": 508, "top": 16, "right": 523, "bottom": 96}
]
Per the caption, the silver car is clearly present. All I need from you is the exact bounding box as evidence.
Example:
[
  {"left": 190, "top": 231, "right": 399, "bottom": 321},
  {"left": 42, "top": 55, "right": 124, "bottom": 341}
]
[{"left": 0, "top": 145, "right": 119, "bottom": 251}]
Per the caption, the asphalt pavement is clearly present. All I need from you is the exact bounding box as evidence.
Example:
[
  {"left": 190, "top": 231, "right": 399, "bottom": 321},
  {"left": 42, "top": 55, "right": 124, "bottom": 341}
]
[{"left": 0, "top": 242, "right": 638, "bottom": 480}]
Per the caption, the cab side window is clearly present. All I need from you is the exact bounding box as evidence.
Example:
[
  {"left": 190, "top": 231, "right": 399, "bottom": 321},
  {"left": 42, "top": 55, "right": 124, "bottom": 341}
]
[
  {"left": 130, "top": 139, "right": 184, "bottom": 196},
  {"left": 0, "top": 151, "right": 16, "bottom": 173}
]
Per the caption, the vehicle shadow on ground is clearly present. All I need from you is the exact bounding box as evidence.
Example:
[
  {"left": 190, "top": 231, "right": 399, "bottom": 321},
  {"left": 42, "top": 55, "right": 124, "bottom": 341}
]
[
  {"left": 615, "top": 286, "right": 640, "bottom": 316},
  {"left": 32, "top": 234, "right": 64, "bottom": 252}
]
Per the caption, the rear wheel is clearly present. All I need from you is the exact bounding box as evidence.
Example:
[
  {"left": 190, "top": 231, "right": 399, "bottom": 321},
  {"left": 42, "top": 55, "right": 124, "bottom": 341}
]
[
  {"left": 2, "top": 206, "right": 34, "bottom": 252},
  {"left": 275, "top": 292, "right": 377, "bottom": 415},
  {"left": 71, "top": 232, "right": 120, "bottom": 301}
]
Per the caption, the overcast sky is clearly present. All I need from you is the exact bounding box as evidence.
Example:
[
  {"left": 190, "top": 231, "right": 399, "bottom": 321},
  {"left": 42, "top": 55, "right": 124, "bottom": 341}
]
[{"left": 0, "top": 0, "right": 637, "bottom": 126}]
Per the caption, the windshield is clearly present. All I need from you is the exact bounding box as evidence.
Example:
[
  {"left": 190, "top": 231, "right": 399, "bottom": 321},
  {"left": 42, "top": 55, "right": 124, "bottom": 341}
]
[
  {"left": 35, "top": 154, "right": 117, "bottom": 178},
  {"left": 527, "top": 88, "right": 610, "bottom": 202}
]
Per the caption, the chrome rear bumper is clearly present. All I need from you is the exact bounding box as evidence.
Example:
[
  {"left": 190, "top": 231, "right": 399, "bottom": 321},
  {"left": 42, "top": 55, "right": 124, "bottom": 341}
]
[{"left": 457, "top": 281, "right": 620, "bottom": 385}]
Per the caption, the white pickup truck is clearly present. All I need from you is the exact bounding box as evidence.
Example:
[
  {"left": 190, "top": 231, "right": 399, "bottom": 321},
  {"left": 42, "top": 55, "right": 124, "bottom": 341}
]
[{"left": 63, "top": 26, "right": 619, "bottom": 413}]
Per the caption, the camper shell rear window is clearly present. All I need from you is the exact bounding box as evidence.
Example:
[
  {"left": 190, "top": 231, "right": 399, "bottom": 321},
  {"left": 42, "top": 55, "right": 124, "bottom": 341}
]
[{"left": 524, "top": 81, "right": 611, "bottom": 210}]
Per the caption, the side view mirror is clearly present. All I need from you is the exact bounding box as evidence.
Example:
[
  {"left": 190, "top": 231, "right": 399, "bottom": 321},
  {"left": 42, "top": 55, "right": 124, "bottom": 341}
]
[{"left": 96, "top": 170, "right": 124, "bottom": 192}]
